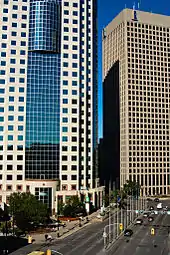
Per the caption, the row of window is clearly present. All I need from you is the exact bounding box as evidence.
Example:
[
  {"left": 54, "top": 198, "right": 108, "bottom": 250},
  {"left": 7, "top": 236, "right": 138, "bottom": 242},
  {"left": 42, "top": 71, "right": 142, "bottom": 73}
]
[
  {"left": 0, "top": 155, "right": 23, "bottom": 160},
  {"left": 0, "top": 145, "right": 23, "bottom": 151},
  {"left": 0, "top": 135, "right": 24, "bottom": 141},
  {"left": 0, "top": 174, "right": 23, "bottom": 180},
  {"left": 0, "top": 97, "right": 25, "bottom": 102},
  {"left": 0, "top": 126, "right": 23, "bottom": 131},
  {"left": 0, "top": 184, "right": 23, "bottom": 192},
  {"left": 62, "top": 184, "right": 77, "bottom": 191},
  {"left": 4, "top": 0, "right": 27, "bottom": 4},
  {"left": 0, "top": 165, "right": 23, "bottom": 170}
]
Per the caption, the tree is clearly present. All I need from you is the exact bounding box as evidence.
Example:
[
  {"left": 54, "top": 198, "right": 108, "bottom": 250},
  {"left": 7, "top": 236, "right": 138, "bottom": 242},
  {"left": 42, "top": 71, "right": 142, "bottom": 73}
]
[
  {"left": 123, "top": 180, "right": 140, "bottom": 197},
  {"left": 63, "top": 196, "right": 86, "bottom": 217},
  {"left": 9, "top": 192, "right": 49, "bottom": 232}
]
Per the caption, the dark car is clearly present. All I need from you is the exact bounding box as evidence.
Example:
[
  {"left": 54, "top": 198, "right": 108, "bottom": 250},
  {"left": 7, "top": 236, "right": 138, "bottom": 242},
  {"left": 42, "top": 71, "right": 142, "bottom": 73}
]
[
  {"left": 148, "top": 216, "right": 154, "bottom": 222},
  {"left": 124, "top": 229, "right": 133, "bottom": 237},
  {"left": 154, "top": 198, "right": 159, "bottom": 202},
  {"left": 150, "top": 206, "right": 154, "bottom": 211}
]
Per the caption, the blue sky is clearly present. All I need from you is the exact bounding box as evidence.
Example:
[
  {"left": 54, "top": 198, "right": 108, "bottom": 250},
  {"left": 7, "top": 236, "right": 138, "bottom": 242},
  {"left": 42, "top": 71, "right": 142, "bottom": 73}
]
[{"left": 97, "top": 0, "right": 170, "bottom": 139}]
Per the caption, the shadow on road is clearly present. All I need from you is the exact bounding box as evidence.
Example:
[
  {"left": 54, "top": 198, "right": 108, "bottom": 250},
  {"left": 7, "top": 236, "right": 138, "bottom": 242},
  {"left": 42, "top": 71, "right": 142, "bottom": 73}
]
[{"left": 0, "top": 236, "right": 28, "bottom": 254}]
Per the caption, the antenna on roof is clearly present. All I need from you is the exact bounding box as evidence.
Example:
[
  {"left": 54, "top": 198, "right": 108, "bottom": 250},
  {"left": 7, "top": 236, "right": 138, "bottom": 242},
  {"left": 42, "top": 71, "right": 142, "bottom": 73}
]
[
  {"left": 133, "top": 2, "right": 136, "bottom": 10},
  {"left": 137, "top": 0, "right": 141, "bottom": 9},
  {"left": 125, "top": 3, "right": 127, "bottom": 8}
]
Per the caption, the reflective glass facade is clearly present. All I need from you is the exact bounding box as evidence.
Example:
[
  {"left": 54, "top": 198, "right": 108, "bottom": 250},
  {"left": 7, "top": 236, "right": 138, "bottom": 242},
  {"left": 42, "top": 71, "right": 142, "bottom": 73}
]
[{"left": 25, "top": 0, "right": 61, "bottom": 180}]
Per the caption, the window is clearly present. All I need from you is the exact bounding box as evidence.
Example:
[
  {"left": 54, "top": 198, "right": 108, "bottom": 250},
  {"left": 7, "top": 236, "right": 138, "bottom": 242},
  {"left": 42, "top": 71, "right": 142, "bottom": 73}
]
[
  {"left": 19, "top": 97, "right": 24, "bottom": 102},
  {"left": 7, "top": 175, "right": 12, "bottom": 180},
  {"left": 63, "top": 62, "right": 68, "bottom": 67},
  {"left": 12, "top": 13, "right": 17, "bottom": 19},
  {"left": 17, "top": 175, "right": 22, "bottom": 180},
  {"left": 9, "top": 96, "right": 14, "bottom": 102},
  {"left": 18, "top": 126, "right": 23, "bottom": 131},
  {"left": 63, "top": 99, "right": 68, "bottom": 104},
  {"left": 13, "top": 5, "right": 18, "bottom": 10},
  {"left": 10, "top": 77, "right": 15, "bottom": 82},
  {"left": 6, "top": 185, "right": 12, "bottom": 191},
  {"left": 0, "top": 117, "right": 4, "bottom": 122},
  {"left": 73, "top": 3, "right": 78, "bottom": 7},
  {"left": 9, "top": 106, "right": 14, "bottom": 111},
  {"left": 10, "top": 59, "right": 16, "bottom": 64},
  {"left": 63, "top": 80, "right": 68, "bottom": 85},
  {"left": 63, "top": 89, "right": 68, "bottom": 95},
  {"left": 8, "top": 116, "right": 14, "bottom": 121},
  {"left": 71, "top": 175, "right": 77, "bottom": 180},
  {"left": 19, "top": 87, "right": 24, "bottom": 93},
  {"left": 16, "top": 185, "right": 22, "bottom": 191},
  {"left": 72, "top": 90, "right": 77, "bottom": 95},
  {"left": 17, "top": 155, "right": 23, "bottom": 160},
  {"left": 19, "top": 78, "right": 25, "bottom": 83},
  {"left": 62, "top": 136, "right": 68, "bottom": 142},
  {"left": 9, "top": 87, "right": 15, "bottom": 92},
  {"left": 63, "top": 108, "right": 68, "bottom": 113},
  {"left": 21, "top": 23, "right": 27, "bottom": 28},
  {"left": 17, "top": 165, "right": 23, "bottom": 170},
  {"left": 63, "top": 117, "right": 68, "bottom": 123},
  {"left": 21, "top": 41, "right": 26, "bottom": 46},
  {"left": 62, "top": 127, "right": 68, "bottom": 132},
  {"left": 8, "top": 125, "right": 13, "bottom": 131},
  {"left": 73, "top": 11, "right": 78, "bottom": 16},
  {"left": 18, "top": 116, "right": 24, "bottom": 121},
  {"left": 8, "top": 135, "right": 13, "bottom": 141},
  {"left": 63, "top": 71, "right": 68, "bottom": 76},
  {"left": 64, "top": 19, "right": 69, "bottom": 23},
  {"left": 18, "top": 135, "right": 23, "bottom": 141},
  {"left": 64, "top": 10, "right": 69, "bottom": 15}
]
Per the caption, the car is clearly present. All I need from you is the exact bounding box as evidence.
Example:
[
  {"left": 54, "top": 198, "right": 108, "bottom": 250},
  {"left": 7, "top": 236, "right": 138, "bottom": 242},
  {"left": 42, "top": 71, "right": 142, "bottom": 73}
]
[
  {"left": 150, "top": 206, "right": 154, "bottom": 210},
  {"left": 154, "top": 198, "right": 159, "bottom": 202},
  {"left": 150, "top": 211, "right": 155, "bottom": 215},
  {"left": 147, "top": 198, "right": 152, "bottom": 201},
  {"left": 136, "top": 218, "right": 143, "bottom": 225},
  {"left": 148, "top": 216, "right": 154, "bottom": 222},
  {"left": 143, "top": 212, "right": 149, "bottom": 218},
  {"left": 163, "top": 206, "right": 168, "bottom": 211},
  {"left": 124, "top": 229, "right": 133, "bottom": 237},
  {"left": 157, "top": 203, "right": 163, "bottom": 209}
]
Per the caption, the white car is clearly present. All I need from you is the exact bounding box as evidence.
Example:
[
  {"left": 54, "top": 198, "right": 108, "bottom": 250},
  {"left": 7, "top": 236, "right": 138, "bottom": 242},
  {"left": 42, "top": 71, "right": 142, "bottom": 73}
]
[{"left": 157, "top": 203, "right": 163, "bottom": 209}]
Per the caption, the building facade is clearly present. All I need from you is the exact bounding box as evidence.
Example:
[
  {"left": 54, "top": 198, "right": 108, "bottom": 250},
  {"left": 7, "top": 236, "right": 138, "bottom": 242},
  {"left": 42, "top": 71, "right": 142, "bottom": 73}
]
[
  {"left": 103, "top": 8, "right": 170, "bottom": 196},
  {"left": 0, "top": 0, "right": 101, "bottom": 213}
]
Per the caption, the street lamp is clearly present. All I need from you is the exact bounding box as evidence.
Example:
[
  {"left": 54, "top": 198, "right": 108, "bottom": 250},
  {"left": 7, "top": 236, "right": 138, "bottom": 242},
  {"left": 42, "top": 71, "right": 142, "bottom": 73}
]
[{"left": 103, "top": 223, "right": 120, "bottom": 248}]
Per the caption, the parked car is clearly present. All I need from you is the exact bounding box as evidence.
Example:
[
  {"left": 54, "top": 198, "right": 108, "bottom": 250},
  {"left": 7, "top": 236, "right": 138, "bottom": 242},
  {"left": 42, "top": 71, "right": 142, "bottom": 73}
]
[
  {"left": 136, "top": 218, "right": 143, "bottom": 225},
  {"left": 148, "top": 216, "right": 154, "bottom": 222},
  {"left": 163, "top": 206, "right": 168, "bottom": 211},
  {"left": 154, "top": 198, "right": 159, "bottom": 202},
  {"left": 143, "top": 212, "right": 149, "bottom": 218},
  {"left": 124, "top": 229, "right": 133, "bottom": 237}
]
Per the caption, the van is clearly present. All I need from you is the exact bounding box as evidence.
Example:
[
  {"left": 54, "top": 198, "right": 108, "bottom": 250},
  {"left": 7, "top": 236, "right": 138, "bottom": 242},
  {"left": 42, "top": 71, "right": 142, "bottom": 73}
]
[{"left": 157, "top": 203, "right": 162, "bottom": 209}]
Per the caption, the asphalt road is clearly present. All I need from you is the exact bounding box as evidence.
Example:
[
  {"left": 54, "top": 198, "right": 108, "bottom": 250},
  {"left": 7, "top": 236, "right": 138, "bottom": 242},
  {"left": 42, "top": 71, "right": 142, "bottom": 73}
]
[
  {"left": 107, "top": 199, "right": 170, "bottom": 255},
  {"left": 10, "top": 199, "right": 170, "bottom": 255}
]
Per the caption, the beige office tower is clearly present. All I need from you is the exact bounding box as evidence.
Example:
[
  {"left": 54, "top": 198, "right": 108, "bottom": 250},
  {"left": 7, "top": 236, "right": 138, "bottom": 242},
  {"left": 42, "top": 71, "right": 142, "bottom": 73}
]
[{"left": 103, "top": 8, "right": 170, "bottom": 196}]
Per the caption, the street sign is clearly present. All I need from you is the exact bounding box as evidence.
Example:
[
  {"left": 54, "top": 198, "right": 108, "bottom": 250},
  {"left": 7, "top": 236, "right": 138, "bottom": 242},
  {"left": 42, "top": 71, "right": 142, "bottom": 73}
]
[
  {"left": 151, "top": 228, "right": 155, "bottom": 235},
  {"left": 117, "top": 196, "right": 121, "bottom": 202},
  {"left": 119, "top": 223, "right": 123, "bottom": 230}
]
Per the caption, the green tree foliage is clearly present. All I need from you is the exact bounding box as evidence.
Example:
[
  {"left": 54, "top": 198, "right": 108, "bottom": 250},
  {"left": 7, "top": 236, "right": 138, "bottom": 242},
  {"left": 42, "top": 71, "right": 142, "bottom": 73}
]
[
  {"left": 63, "top": 196, "right": 86, "bottom": 217},
  {"left": 123, "top": 180, "right": 140, "bottom": 197},
  {"left": 9, "top": 192, "right": 49, "bottom": 232}
]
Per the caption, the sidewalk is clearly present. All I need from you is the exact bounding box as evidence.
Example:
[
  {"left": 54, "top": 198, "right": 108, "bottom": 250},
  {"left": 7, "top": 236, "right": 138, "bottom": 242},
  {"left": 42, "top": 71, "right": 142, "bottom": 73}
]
[{"left": 30, "top": 210, "right": 100, "bottom": 244}]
